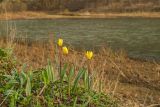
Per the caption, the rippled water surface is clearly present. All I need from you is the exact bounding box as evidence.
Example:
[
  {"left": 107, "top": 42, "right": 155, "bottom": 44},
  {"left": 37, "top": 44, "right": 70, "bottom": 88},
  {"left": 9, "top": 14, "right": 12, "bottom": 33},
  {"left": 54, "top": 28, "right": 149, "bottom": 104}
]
[{"left": 0, "top": 18, "right": 160, "bottom": 60}]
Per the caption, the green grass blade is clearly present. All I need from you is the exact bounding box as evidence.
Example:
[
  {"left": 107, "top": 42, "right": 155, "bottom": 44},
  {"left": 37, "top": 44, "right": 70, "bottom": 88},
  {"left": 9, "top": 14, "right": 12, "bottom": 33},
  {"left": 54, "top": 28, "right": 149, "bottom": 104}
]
[
  {"left": 72, "top": 69, "right": 85, "bottom": 92},
  {"left": 68, "top": 66, "right": 74, "bottom": 81},
  {"left": 20, "top": 70, "right": 27, "bottom": 88},
  {"left": 26, "top": 76, "right": 31, "bottom": 96},
  {"left": 46, "top": 60, "right": 54, "bottom": 82},
  {"left": 60, "top": 64, "right": 68, "bottom": 81},
  {"left": 73, "top": 97, "right": 77, "bottom": 107}
]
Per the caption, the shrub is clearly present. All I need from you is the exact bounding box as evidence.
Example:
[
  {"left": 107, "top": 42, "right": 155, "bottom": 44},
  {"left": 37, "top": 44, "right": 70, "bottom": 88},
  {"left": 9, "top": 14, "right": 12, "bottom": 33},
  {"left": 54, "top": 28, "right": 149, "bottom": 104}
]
[
  {"left": 0, "top": 1, "right": 27, "bottom": 13},
  {"left": 0, "top": 48, "right": 15, "bottom": 75}
]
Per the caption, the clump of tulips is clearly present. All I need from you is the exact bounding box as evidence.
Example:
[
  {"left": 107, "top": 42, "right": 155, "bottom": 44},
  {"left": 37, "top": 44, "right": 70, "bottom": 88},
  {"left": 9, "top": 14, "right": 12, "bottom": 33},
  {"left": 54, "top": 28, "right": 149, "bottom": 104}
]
[
  {"left": 57, "top": 38, "right": 94, "bottom": 92},
  {"left": 58, "top": 38, "right": 93, "bottom": 59},
  {"left": 58, "top": 38, "right": 99, "bottom": 98},
  {"left": 0, "top": 39, "right": 117, "bottom": 107},
  {"left": 57, "top": 38, "right": 93, "bottom": 75}
]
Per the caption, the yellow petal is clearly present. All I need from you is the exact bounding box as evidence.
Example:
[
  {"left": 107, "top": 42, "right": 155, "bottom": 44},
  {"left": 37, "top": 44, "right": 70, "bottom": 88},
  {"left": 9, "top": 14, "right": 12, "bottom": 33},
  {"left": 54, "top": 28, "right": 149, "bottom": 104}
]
[
  {"left": 62, "top": 46, "right": 69, "bottom": 55},
  {"left": 86, "top": 51, "right": 93, "bottom": 60},
  {"left": 58, "top": 39, "right": 63, "bottom": 47}
]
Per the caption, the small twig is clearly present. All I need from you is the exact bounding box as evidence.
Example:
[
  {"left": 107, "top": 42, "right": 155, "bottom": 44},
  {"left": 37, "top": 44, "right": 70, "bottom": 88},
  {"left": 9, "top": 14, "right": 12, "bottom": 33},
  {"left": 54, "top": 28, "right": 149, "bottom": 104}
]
[
  {"left": 147, "top": 104, "right": 160, "bottom": 107},
  {"left": 143, "top": 92, "right": 149, "bottom": 107},
  {"left": 112, "top": 71, "right": 121, "bottom": 96},
  {"left": 109, "top": 58, "right": 127, "bottom": 79},
  {"left": 0, "top": 95, "right": 8, "bottom": 106},
  {"left": 38, "top": 85, "right": 46, "bottom": 96}
]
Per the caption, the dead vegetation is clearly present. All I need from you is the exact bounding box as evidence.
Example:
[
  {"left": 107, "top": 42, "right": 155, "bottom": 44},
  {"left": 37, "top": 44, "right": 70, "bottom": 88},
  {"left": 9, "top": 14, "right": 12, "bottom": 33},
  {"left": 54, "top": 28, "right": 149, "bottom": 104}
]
[{"left": 0, "top": 37, "right": 160, "bottom": 107}]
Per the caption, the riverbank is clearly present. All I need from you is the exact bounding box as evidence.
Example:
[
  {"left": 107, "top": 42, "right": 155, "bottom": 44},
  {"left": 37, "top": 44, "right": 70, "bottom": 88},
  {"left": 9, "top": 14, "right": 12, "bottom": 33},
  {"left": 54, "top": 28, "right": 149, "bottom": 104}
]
[
  {"left": 0, "top": 38, "right": 160, "bottom": 106},
  {"left": 0, "top": 11, "right": 160, "bottom": 20}
]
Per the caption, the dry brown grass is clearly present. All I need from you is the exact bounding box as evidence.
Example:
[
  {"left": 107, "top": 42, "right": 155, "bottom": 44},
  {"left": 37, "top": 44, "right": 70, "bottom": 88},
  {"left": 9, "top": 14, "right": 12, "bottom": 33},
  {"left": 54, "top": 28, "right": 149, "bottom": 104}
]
[
  {"left": 0, "top": 37, "right": 160, "bottom": 107},
  {"left": 0, "top": 11, "right": 160, "bottom": 20}
]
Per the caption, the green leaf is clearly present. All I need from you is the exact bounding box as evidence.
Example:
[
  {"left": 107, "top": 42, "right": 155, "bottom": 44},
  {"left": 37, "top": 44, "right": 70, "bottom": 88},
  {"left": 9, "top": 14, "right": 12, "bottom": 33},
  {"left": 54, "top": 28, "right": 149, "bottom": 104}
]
[
  {"left": 20, "top": 69, "right": 27, "bottom": 88},
  {"left": 68, "top": 66, "right": 74, "bottom": 81},
  {"left": 46, "top": 60, "right": 54, "bottom": 82},
  {"left": 72, "top": 69, "right": 85, "bottom": 92},
  {"left": 73, "top": 97, "right": 77, "bottom": 107},
  {"left": 60, "top": 64, "right": 68, "bottom": 81},
  {"left": 42, "top": 70, "right": 49, "bottom": 85},
  {"left": 0, "top": 48, "right": 7, "bottom": 58},
  {"left": 26, "top": 76, "right": 31, "bottom": 96}
]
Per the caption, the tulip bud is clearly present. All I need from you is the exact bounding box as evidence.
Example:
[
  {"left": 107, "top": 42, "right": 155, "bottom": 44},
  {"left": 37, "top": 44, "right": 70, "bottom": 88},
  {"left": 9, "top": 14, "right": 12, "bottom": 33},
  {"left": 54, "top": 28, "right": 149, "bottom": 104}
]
[
  {"left": 62, "top": 46, "right": 69, "bottom": 55},
  {"left": 86, "top": 51, "right": 93, "bottom": 60},
  {"left": 58, "top": 38, "right": 63, "bottom": 47}
]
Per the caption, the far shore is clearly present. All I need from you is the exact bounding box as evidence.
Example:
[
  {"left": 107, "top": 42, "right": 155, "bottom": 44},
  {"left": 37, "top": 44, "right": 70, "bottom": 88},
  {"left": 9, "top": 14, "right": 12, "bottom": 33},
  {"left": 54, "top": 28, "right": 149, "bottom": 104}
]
[{"left": 0, "top": 11, "right": 160, "bottom": 20}]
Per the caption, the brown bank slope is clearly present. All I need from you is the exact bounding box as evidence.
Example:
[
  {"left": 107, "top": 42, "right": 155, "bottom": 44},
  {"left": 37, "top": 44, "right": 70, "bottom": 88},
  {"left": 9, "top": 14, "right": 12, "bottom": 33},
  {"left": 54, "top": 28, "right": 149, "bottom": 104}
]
[{"left": 0, "top": 11, "right": 160, "bottom": 20}]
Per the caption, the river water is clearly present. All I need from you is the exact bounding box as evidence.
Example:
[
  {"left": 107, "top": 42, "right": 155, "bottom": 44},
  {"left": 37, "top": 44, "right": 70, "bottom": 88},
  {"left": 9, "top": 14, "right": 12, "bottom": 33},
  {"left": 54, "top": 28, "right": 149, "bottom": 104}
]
[{"left": 0, "top": 18, "right": 160, "bottom": 60}]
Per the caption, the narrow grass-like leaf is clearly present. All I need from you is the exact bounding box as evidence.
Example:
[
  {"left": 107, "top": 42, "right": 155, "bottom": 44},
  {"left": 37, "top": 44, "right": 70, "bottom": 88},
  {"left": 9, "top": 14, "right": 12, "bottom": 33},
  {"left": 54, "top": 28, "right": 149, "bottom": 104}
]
[
  {"left": 88, "top": 75, "right": 92, "bottom": 91},
  {"left": 72, "top": 69, "right": 85, "bottom": 92},
  {"left": 46, "top": 60, "right": 54, "bottom": 82},
  {"left": 73, "top": 97, "right": 77, "bottom": 107},
  {"left": 68, "top": 66, "right": 74, "bottom": 81},
  {"left": 68, "top": 66, "right": 75, "bottom": 96},
  {"left": 19, "top": 65, "right": 27, "bottom": 86},
  {"left": 83, "top": 70, "right": 88, "bottom": 90},
  {"left": 60, "top": 64, "right": 67, "bottom": 81},
  {"left": 26, "top": 76, "right": 31, "bottom": 96},
  {"left": 20, "top": 70, "right": 27, "bottom": 88},
  {"left": 42, "top": 69, "right": 49, "bottom": 85}
]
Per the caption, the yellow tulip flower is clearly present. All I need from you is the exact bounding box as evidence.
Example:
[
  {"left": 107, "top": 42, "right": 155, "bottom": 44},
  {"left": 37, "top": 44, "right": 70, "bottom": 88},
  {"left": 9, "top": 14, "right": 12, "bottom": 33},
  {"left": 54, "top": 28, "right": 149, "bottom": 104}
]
[
  {"left": 58, "top": 38, "right": 63, "bottom": 47},
  {"left": 62, "top": 46, "right": 69, "bottom": 55},
  {"left": 85, "top": 51, "right": 93, "bottom": 60}
]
